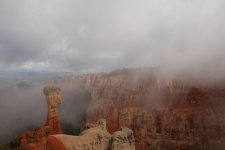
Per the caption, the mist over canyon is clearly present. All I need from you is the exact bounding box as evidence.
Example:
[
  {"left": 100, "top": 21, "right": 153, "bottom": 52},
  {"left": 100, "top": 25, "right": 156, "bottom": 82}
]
[
  {"left": 1, "top": 0, "right": 225, "bottom": 149},
  {"left": 0, "top": 74, "right": 91, "bottom": 145},
  {"left": 0, "top": 68, "right": 225, "bottom": 150}
]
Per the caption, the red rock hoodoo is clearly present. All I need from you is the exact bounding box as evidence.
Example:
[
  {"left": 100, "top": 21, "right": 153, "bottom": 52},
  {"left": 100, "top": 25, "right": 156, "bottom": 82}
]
[
  {"left": 19, "top": 86, "right": 63, "bottom": 150},
  {"left": 43, "top": 86, "right": 63, "bottom": 134},
  {"left": 17, "top": 68, "right": 225, "bottom": 150}
]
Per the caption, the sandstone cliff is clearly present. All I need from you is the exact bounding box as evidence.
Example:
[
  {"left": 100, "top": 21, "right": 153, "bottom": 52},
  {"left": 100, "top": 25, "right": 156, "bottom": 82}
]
[
  {"left": 63, "top": 68, "right": 225, "bottom": 150},
  {"left": 18, "top": 86, "right": 135, "bottom": 150},
  {"left": 47, "top": 119, "right": 135, "bottom": 150},
  {"left": 19, "top": 86, "right": 63, "bottom": 150},
  {"left": 17, "top": 68, "right": 225, "bottom": 150},
  {"left": 19, "top": 118, "right": 135, "bottom": 150}
]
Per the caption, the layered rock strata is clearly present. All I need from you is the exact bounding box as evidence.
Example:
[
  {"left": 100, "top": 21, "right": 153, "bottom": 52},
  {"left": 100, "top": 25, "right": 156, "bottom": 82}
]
[
  {"left": 43, "top": 86, "right": 63, "bottom": 134},
  {"left": 19, "top": 86, "right": 63, "bottom": 150},
  {"left": 63, "top": 68, "right": 225, "bottom": 150},
  {"left": 17, "top": 68, "right": 225, "bottom": 150},
  {"left": 18, "top": 85, "right": 135, "bottom": 150},
  {"left": 47, "top": 119, "right": 135, "bottom": 150}
]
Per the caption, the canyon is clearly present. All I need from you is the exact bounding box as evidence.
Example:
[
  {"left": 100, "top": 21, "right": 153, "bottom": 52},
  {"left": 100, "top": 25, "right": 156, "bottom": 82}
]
[
  {"left": 62, "top": 68, "right": 225, "bottom": 150},
  {"left": 18, "top": 86, "right": 135, "bottom": 150},
  {"left": 12, "top": 68, "right": 225, "bottom": 149}
]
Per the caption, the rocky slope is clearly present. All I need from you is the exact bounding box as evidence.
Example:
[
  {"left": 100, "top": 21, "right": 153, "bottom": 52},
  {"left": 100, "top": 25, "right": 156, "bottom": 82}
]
[
  {"left": 17, "top": 86, "right": 135, "bottom": 150},
  {"left": 14, "top": 68, "right": 225, "bottom": 150},
  {"left": 19, "top": 86, "right": 63, "bottom": 150},
  {"left": 63, "top": 68, "right": 225, "bottom": 150},
  {"left": 47, "top": 119, "right": 135, "bottom": 150}
]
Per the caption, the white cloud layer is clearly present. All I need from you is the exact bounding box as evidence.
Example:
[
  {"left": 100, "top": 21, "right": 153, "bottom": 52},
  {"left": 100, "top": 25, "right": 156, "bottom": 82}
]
[{"left": 0, "top": 0, "right": 225, "bottom": 79}]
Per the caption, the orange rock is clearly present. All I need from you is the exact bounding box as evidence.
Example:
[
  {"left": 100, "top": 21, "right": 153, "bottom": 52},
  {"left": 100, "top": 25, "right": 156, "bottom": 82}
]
[
  {"left": 17, "top": 68, "right": 225, "bottom": 150},
  {"left": 44, "top": 86, "right": 63, "bottom": 134},
  {"left": 47, "top": 136, "right": 68, "bottom": 150},
  {"left": 19, "top": 86, "right": 63, "bottom": 150}
]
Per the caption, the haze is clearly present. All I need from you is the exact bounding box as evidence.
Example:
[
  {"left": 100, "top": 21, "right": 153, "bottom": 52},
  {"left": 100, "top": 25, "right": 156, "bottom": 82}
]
[
  {"left": 0, "top": 0, "right": 224, "bottom": 79},
  {"left": 1, "top": 0, "right": 225, "bottom": 146}
]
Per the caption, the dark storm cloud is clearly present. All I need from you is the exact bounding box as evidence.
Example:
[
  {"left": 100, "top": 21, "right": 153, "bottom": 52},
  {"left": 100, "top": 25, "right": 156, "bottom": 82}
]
[{"left": 0, "top": 0, "right": 225, "bottom": 79}]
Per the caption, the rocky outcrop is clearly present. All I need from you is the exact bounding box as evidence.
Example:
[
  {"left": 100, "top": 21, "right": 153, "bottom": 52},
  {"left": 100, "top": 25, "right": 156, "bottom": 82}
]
[
  {"left": 47, "top": 119, "right": 135, "bottom": 150},
  {"left": 63, "top": 68, "right": 225, "bottom": 150},
  {"left": 148, "top": 87, "right": 219, "bottom": 149},
  {"left": 19, "top": 126, "right": 50, "bottom": 150},
  {"left": 111, "top": 127, "right": 135, "bottom": 150},
  {"left": 43, "top": 86, "right": 63, "bottom": 134},
  {"left": 18, "top": 85, "right": 135, "bottom": 150},
  {"left": 19, "top": 86, "right": 63, "bottom": 150},
  {"left": 17, "top": 68, "right": 225, "bottom": 150}
]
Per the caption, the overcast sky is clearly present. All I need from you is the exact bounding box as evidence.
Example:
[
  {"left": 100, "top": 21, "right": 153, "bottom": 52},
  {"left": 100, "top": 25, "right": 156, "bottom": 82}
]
[{"left": 0, "top": 0, "right": 225, "bottom": 76}]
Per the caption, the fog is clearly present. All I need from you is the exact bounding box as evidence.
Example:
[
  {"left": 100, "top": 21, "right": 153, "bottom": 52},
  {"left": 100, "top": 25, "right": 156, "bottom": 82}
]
[
  {"left": 0, "top": 80, "right": 46, "bottom": 144},
  {"left": 0, "top": 0, "right": 224, "bottom": 80},
  {"left": 0, "top": 77, "right": 91, "bottom": 145},
  {"left": 1, "top": 0, "right": 225, "bottom": 145}
]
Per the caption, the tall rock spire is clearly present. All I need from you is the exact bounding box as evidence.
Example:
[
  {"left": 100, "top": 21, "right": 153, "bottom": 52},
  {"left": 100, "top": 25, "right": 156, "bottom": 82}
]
[{"left": 43, "top": 86, "right": 63, "bottom": 134}]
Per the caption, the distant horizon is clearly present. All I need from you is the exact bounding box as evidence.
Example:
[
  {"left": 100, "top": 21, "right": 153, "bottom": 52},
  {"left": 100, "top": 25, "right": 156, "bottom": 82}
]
[{"left": 0, "top": 0, "right": 225, "bottom": 76}]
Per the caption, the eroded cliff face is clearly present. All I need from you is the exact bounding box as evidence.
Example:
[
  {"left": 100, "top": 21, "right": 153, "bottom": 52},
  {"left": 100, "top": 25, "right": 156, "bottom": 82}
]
[
  {"left": 47, "top": 119, "right": 135, "bottom": 150},
  {"left": 18, "top": 85, "right": 135, "bottom": 150},
  {"left": 19, "top": 118, "right": 135, "bottom": 150},
  {"left": 17, "top": 68, "right": 225, "bottom": 150},
  {"left": 63, "top": 68, "right": 225, "bottom": 150}
]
